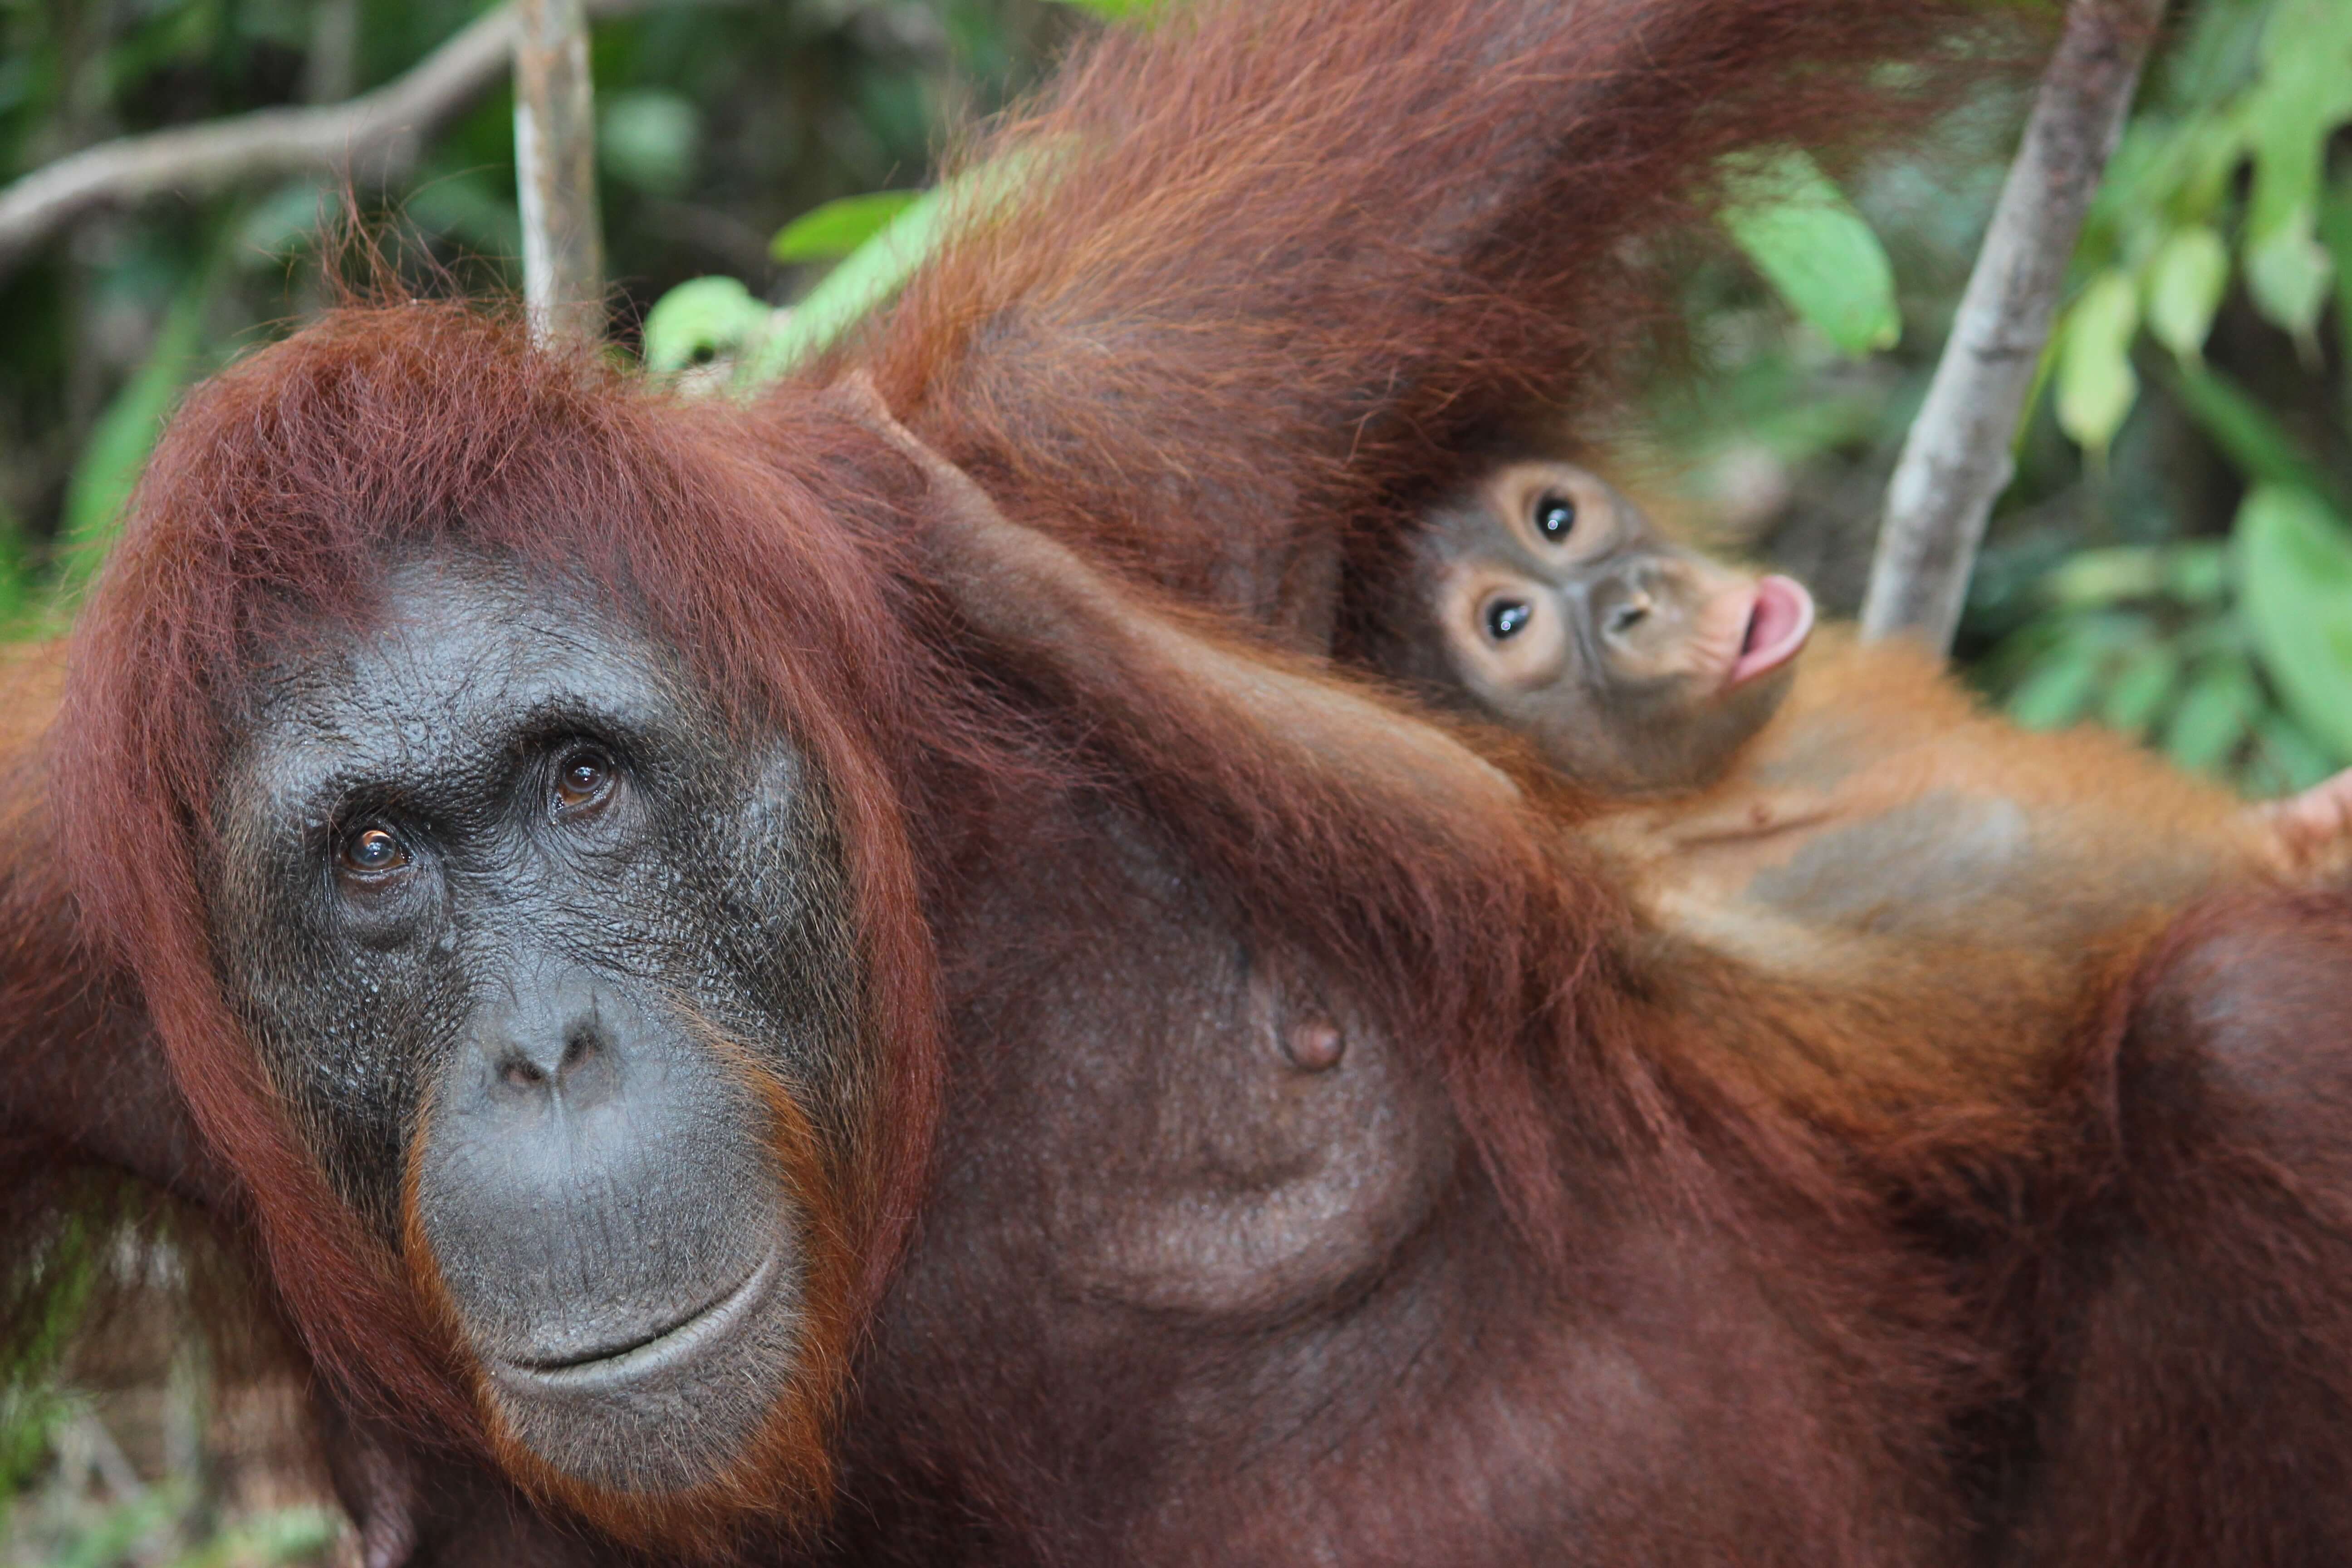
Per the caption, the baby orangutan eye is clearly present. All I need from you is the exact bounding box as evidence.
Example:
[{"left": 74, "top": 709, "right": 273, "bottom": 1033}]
[
  {"left": 1534, "top": 494, "right": 1576, "bottom": 542},
  {"left": 1485, "top": 598, "right": 1534, "bottom": 641},
  {"left": 554, "top": 747, "right": 615, "bottom": 813},
  {"left": 338, "top": 824, "right": 410, "bottom": 876}
]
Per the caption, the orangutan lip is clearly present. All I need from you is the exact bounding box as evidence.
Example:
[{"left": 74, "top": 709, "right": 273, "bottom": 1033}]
[{"left": 502, "top": 1250, "right": 777, "bottom": 1380}]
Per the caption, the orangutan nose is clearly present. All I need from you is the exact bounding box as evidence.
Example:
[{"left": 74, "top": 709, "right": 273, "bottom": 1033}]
[
  {"left": 492, "top": 1020, "right": 611, "bottom": 1099},
  {"left": 476, "top": 967, "right": 625, "bottom": 1110},
  {"left": 1595, "top": 563, "right": 1671, "bottom": 655}
]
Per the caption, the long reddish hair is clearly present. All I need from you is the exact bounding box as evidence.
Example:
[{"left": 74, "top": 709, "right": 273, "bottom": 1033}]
[
  {"left": 844, "top": 0, "right": 2025, "bottom": 1253},
  {"left": 867, "top": 0, "right": 2014, "bottom": 634}
]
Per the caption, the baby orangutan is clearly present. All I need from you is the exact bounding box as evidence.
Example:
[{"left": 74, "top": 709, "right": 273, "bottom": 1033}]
[
  {"left": 1383, "top": 457, "right": 2350, "bottom": 976},
  {"left": 1384, "top": 458, "right": 1817, "bottom": 795}
]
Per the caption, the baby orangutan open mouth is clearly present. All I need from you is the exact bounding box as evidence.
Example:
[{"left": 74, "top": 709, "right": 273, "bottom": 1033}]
[{"left": 1727, "top": 574, "right": 1815, "bottom": 689}]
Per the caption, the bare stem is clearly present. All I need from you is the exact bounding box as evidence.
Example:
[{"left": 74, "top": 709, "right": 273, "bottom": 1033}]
[
  {"left": 1858, "top": 0, "right": 2166, "bottom": 653},
  {"left": 514, "top": 0, "right": 606, "bottom": 345}
]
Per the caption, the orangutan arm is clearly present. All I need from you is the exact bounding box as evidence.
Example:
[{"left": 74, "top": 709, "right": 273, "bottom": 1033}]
[{"left": 841, "top": 380, "right": 1531, "bottom": 855}]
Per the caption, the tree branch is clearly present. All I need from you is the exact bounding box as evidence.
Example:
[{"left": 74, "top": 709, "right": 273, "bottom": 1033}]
[
  {"left": 0, "top": 0, "right": 701, "bottom": 276},
  {"left": 514, "top": 0, "right": 605, "bottom": 344},
  {"left": 1858, "top": 0, "right": 2166, "bottom": 653}
]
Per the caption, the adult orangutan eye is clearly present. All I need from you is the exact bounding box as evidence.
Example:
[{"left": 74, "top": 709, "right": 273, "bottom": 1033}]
[
  {"left": 554, "top": 747, "right": 615, "bottom": 813},
  {"left": 1485, "top": 599, "right": 1534, "bottom": 641},
  {"left": 1534, "top": 494, "right": 1576, "bottom": 542},
  {"left": 338, "top": 825, "right": 410, "bottom": 876}
]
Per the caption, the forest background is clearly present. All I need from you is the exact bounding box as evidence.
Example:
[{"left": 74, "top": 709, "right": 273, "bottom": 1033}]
[{"left": 0, "top": 0, "right": 2349, "bottom": 1561}]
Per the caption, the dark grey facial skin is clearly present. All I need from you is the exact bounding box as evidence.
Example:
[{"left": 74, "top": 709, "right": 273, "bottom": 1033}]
[
  {"left": 211, "top": 558, "right": 857, "bottom": 1494},
  {"left": 1388, "top": 460, "right": 1799, "bottom": 794}
]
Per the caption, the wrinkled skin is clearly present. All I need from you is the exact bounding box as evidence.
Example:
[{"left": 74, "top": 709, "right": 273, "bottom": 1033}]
[{"left": 214, "top": 558, "right": 855, "bottom": 1496}]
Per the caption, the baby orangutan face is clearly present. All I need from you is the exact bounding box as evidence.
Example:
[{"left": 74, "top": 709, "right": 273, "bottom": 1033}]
[{"left": 1402, "top": 459, "right": 1814, "bottom": 794}]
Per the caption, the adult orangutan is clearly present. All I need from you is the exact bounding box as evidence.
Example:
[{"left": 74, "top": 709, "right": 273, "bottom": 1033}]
[
  {"left": 821, "top": 385, "right": 2352, "bottom": 1566},
  {"left": 5, "top": 0, "right": 2350, "bottom": 1565}
]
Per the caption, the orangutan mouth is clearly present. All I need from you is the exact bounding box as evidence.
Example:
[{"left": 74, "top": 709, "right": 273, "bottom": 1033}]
[
  {"left": 503, "top": 1249, "right": 780, "bottom": 1386},
  {"left": 1727, "top": 573, "right": 1815, "bottom": 687}
]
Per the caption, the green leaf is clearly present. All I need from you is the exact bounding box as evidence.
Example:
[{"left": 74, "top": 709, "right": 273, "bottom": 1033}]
[
  {"left": 2240, "top": 0, "right": 2352, "bottom": 339},
  {"left": 1719, "top": 149, "right": 1900, "bottom": 358},
  {"left": 2166, "top": 0, "right": 2271, "bottom": 110},
  {"left": 2055, "top": 270, "right": 2141, "bottom": 455},
  {"left": 770, "top": 191, "right": 924, "bottom": 264},
  {"left": 641, "top": 276, "right": 776, "bottom": 375},
  {"left": 2164, "top": 655, "right": 2261, "bottom": 775},
  {"left": 752, "top": 187, "right": 951, "bottom": 377},
  {"left": 2239, "top": 483, "right": 2352, "bottom": 760},
  {"left": 2248, "top": 0, "right": 2352, "bottom": 220},
  {"left": 2245, "top": 214, "right": 2334, "bottom": 343},
  {"left": 749, "top": 152, "right": 1041, "bottom": 382},
  {"left": 2144, "top": 225, "right": 2230, "bottom": 363},
  {"left": 2174, "top": 109, "right": 2252, "bottom": 227},
  {"left": 2102, "top": 641, "right": 2181, "bottom": 738},
  {"left": 2166, "top": 541, "right": 2232, "bottom": 603},
  {"left": 2043, "top": 544, "right": 2164, "bottom": 607},
  {"left": 2082, "top": 111, "right": 2239, "bottom": 267}
]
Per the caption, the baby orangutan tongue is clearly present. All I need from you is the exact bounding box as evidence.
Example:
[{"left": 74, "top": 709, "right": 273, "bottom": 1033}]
[{"left": 1727, "top": 574, "right": 1814, "bottom": 688}]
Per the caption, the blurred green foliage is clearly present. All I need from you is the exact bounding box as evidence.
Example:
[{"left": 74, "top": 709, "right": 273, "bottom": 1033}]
[
  {"left": 1654, "top": 0, "right": 2352, "bottom": 797},
  {"left": 1719, "top": 149, "right": 1902, "bottom": 359},
  {"left": 1990, "top": 0, "right": 2352, "bottom": 792}
]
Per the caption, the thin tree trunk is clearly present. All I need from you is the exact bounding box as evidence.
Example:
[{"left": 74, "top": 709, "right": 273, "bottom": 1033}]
[
  {"left": 1858, "top": 0, "right": 2166, "bottom": 653},
  {"left": 513, "top": 0, "right": 605, "bottom": 346}
]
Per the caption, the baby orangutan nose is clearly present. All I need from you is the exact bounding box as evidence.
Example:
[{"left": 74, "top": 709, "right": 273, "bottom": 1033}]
[
  {"left": 1606, "top": 592, "right": 1654, "bottom": 640},
  {"left": 1592, "top": 559, "right": 1711, "bottom": 678}
]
